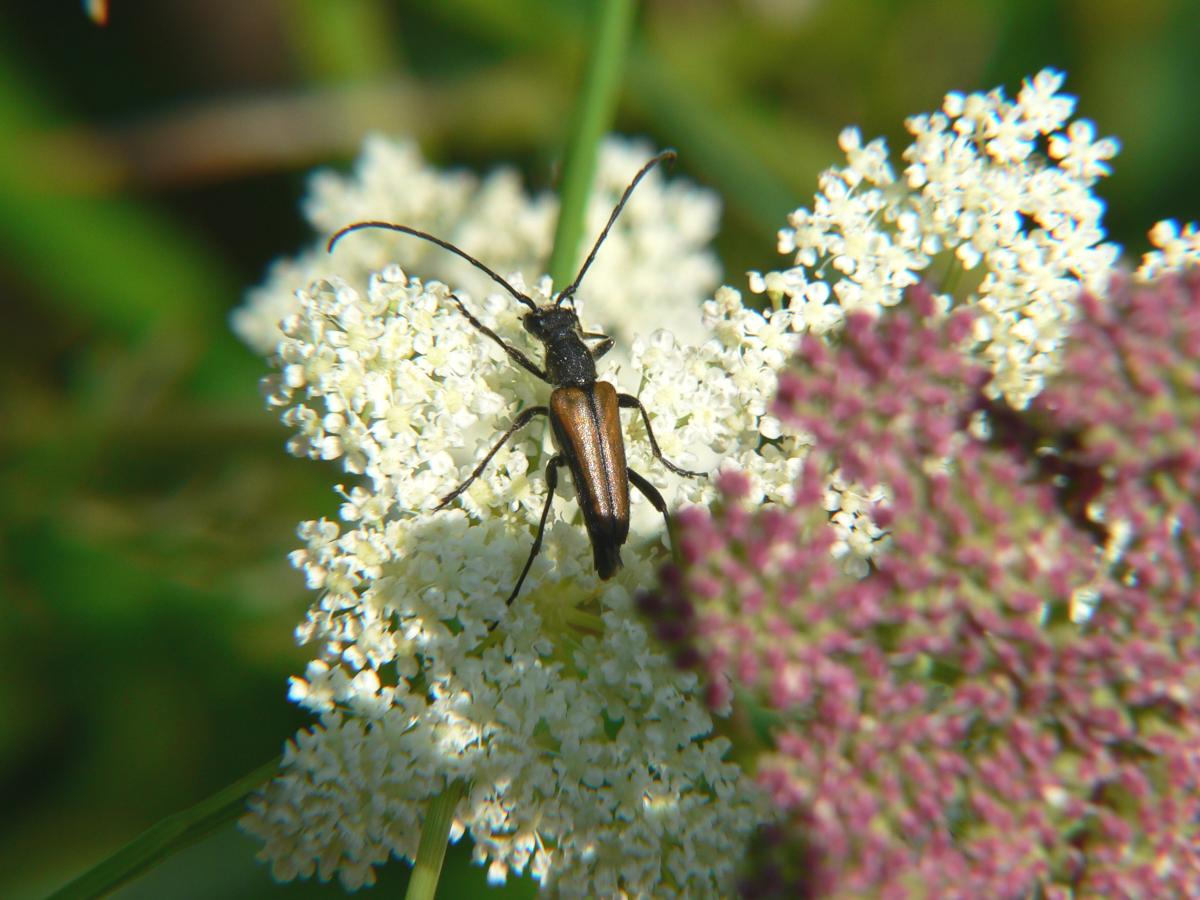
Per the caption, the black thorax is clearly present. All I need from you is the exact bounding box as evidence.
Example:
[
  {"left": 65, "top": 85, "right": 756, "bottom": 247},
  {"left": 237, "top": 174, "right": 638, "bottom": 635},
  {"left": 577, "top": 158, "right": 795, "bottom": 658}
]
[{"left": 524, "top": 305, "right": 596, "bottom": 387}]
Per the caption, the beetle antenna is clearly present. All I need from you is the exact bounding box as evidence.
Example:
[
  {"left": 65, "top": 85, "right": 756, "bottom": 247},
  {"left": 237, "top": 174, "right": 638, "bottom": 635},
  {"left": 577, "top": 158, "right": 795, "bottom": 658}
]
[
  {"left": 556, "top": 149, "right": 677, "bottom": 307},
  {"left": 328, "top": 221, "right": 538, "bottom": 312}
]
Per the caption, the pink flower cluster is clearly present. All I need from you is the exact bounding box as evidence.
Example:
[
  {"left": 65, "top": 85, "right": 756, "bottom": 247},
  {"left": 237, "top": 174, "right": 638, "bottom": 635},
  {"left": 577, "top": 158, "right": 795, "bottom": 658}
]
[{"left": 641, "top": 277, "right": 1200, "bottom": 897}]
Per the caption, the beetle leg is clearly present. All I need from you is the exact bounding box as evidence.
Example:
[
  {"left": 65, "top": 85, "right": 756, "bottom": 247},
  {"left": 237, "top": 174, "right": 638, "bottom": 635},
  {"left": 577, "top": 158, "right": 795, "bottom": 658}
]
[
  {"left": 435, "top": 405, "right": 549, "bottom": 509},
  {"left": 582, "top": 332, "right": 615, "bottom": 360},
  {"left": 507, "top": 455, "right": 564, "bottom": 605},
  {"left": 617, "top": 393, "right": 706, "bottom": 478},
  {"left": 627, "top": 467, "right": 671, "bottom": 535},
  {"left": 449, "top": 294, "right": 550, "bottom": 383}
]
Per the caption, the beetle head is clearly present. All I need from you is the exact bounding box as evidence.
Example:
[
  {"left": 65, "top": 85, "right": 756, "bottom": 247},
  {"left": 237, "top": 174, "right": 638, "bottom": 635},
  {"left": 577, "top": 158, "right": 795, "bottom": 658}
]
[{"left": 523, "top": 304, "right": 580, "bottom": 342}]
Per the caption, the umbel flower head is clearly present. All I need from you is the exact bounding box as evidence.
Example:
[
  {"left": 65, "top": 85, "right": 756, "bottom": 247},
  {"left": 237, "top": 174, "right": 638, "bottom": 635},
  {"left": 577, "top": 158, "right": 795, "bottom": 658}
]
[
  {"left": 641, "top": 277, "right": 1200, "bottom": 897},
  {"left": 234, "top": 139, "right": 818, "bottom": 896},
  {"left": 235, "top": 69, "right": 1192, "bottom": 896},
  {"left": 233, "top": 137, "right": 722, "bottom": 355},
  {"left": 749, "top": 68, "right": 1121, "bottom": 408}
]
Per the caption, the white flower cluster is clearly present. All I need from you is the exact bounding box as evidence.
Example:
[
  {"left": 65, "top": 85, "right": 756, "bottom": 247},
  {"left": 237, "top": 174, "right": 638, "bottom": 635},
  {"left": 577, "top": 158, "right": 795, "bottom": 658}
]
[
  {"left": 238, "top": 68, "right": 1171, "bottom": 894},
  {"left": 749, "top": 68, "right": 1122, "bottom": 407},
  {"left": 235, "top": 143, "right": 806, "bottom": 896},
  {"left": 1138, "top": 218, "right": 1200, "bottom": 279},
  {"left": 233, "top": 136, "right": 721, "bottom": 356}
]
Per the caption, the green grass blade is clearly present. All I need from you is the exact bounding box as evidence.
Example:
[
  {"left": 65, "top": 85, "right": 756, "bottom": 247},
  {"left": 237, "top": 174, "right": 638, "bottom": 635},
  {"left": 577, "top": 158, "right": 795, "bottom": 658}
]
[
  {"left": 46, "top": 757, "right": 280, "bottom": 900},
  {"left": 545, "top": 0, "right": 637, "bottom": 287}
]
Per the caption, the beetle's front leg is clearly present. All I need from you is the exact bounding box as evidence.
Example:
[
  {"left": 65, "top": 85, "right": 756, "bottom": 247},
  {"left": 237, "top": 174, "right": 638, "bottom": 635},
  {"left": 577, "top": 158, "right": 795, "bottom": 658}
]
[
  {"left": 449, "top": 294, "right": 550, "bottom": 383},
  {"left": 582, "top": 331, "right": 614, "bottom": 360},
  {"left": 435, "top": 405, "right": 549, "bottom": 509},
  {"left": 617, "top": 393, "right": 706, "bottom": 478}
]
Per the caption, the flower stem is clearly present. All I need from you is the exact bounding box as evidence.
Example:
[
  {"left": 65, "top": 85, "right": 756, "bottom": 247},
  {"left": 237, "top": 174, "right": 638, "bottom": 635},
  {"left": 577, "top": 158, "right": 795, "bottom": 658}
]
[
  {"left": 405, "top": 779, "right": 466, "bottom": 900},
  {"left": 545, "top": 0, "right": 637, "bottom": 288},
  {"left": 47, "top": 756, "right": 280, "bottom": 900}
]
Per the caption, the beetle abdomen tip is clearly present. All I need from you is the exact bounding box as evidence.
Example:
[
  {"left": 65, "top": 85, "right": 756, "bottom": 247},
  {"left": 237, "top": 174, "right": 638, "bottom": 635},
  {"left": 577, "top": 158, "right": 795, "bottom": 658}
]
[{"left": 594, "top": 543, "right": 623, "bottom": 580}]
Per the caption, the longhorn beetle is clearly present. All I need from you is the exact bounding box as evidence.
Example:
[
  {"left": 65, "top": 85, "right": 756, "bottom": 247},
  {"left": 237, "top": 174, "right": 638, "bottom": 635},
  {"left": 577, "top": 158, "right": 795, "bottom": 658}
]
[{"left": 328, "top": 150, "right": 704, "bottom": 606}]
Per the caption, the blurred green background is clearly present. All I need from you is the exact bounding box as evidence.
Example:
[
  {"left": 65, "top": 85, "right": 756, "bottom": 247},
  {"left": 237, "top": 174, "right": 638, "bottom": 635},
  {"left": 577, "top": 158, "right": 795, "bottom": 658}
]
[{"left": 2, "top": 1, "right": 1197, "bottom": 897}]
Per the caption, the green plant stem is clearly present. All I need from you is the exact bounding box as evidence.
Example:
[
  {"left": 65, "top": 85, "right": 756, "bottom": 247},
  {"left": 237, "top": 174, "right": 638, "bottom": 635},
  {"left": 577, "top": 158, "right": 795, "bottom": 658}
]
[
  {"left": 405, "top": 780, "right": 466, "bottom": 900},
  {"left": 47, "top": 756, "right": 280, "bottom": 900},
  {"left": 545, "top": 0, "right": 637, "bottom": 287}
]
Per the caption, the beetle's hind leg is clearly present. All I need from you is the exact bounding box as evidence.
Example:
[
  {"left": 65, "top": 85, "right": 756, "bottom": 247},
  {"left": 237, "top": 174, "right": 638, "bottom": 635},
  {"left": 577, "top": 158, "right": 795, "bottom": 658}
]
[
  {"left": 617, "top": 393, "right": 706, "bottom": 478},
  {"left": 507, "top": 455, "right": 565, "bottom": 605},
  {"left": 628, "top": 468, "right": 673, "bottom": 538},
  {"left": 629, "top": 466, "right": 702, "bottom": 569},
  {"left": 435, "top": 405, "right": 548, "bottom": 510}
]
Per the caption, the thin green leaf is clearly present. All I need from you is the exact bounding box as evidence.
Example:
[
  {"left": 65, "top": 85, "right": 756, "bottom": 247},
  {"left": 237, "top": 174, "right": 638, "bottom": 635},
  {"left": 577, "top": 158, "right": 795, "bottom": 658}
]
[
  {"left": 545, "top": 0, "right": 637, "bottom": 286},
  {"left": 46, "top": 757, "right": 280, "bottom": 900}
]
